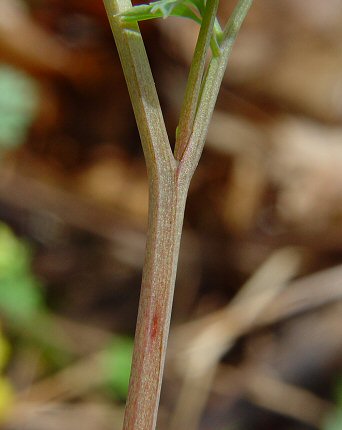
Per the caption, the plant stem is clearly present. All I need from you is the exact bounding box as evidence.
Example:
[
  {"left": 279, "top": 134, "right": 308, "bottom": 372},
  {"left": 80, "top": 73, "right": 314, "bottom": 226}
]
[
  {"left": 103, "top": 0, "right": 173, "bottom": 173},
  {"left": 103, "top": 1, "right": 254, "bottom": 429},
  {"left": 174, "top": 0, "right": 220, "bottom": 161},
  {"left": 180, "top": 0, "right": 254, "bottom": 169},
  {"left": 103, "top": 1, "right": 190, "bottom": 429},
  {"left": 124, "top": 170, "right": 190, "bottom": 429}
]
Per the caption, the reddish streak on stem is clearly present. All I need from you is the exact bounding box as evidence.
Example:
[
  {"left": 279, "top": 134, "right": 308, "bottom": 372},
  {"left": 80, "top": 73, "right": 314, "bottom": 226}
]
[{"left": 151, "top": 312, "right": 159, "bottom": 341}]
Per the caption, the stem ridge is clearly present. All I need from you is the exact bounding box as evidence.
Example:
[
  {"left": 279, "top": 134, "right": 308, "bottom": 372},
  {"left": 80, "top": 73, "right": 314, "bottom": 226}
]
[{"left": 102, "top": 1, "right": 254, "bottom": 428}]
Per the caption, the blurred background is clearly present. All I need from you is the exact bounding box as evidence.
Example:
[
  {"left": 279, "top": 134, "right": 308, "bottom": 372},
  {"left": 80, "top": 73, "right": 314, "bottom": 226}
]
[{"left": 0, "top": 0, "right": 342, "bottom": 429}]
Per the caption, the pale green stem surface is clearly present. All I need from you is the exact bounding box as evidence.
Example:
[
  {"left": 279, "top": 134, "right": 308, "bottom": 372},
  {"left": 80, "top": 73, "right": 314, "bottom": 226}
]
[
  {"left": 103, "top": 2, "right": 187, "bottom": 429},
  {"left": 103, "top": 0, "right": 253, "bottom": 429},
  {"left": 175, "top": 0, "right": 220, "bottom": 161},
  {"left": 103, "top": 0, "right": 174, "bottom": 176},
  {"left": 180, "top": 0, "right": 254, "bottom": 172}
]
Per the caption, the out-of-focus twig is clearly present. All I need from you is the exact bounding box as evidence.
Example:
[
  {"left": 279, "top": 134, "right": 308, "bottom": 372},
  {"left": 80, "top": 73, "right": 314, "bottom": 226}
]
[
  {"left": 168, "top": 247, "right": 302, "bottom": 430},
  {"left": 213, "top": 364, "right": 333, "bottom": 429},
  {"left": 259, "top": 263, "right": 342, "bottom": 325},
  {"left": 170, "top": 248, "right": 303, "bottom": 370},
  {"left": 0, "top": 167, "right": 146, "bottom": 267},
  {"left": 168, "top": 259, "right": 342, "bottom": 430},
  {"left": 17, "top": 352, "right": 105, "bottom": 402},
  {"left": 7, "top": 401, "right": 124, "bottom": 430},
  {"left": 171, "top": 263, "right": 342, "bottom": 356}
]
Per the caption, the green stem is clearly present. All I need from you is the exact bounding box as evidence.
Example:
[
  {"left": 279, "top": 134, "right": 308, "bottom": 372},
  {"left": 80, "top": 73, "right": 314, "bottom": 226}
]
[
  {"left": 174, "top": 0, "right": 220, "bottom": 161},
  {"left": 103, "top": 1, "right": 254, "bottom": 429},
  {"left": 103, "top": 1, "right": 189, "bottom": 429},
  {"left": 180, "top": 0, "right": 254, "bottom": 173},
  {"left": 223, "top": 0, "right": 253, "bottom": 40},
  {"left": 103, "top": 0, "right": 173, "bottom": 174},
  {"left": 123, "top": 172, "right": 189, "bottom": 430}
]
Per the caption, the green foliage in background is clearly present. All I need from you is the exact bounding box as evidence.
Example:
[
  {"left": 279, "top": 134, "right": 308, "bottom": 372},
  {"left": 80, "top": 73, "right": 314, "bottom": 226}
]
[
  {"left": 0, "top": 222, "right": 134, "bottom": 400},
  {"left": 0, "top": 64, "right": 39, "bottom": 150},
  {"left": 0, "top": 223, "right": 44, "bottom": 321},
  {"left": 322, "top": 377, "right": 342, "bottom": 430},
  {"left": 103, "top": 337, "right": 134, "bottom": 400},
  {"left": 324, "top": 410, "right": 342, "bottom": 430}
]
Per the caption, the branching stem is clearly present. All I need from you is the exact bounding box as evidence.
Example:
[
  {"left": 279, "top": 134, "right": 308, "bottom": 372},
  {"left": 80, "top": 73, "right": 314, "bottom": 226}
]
[
  {"left": 174, "top": 0, "right": 220, "bottom": 161},
  {"left": 103, "top": 0, "right": 253, "bottom": 429}
]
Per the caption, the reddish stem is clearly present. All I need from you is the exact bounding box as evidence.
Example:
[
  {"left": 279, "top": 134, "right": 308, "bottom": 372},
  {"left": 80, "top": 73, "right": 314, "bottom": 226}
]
[{"left": 123, "top": 168, "right": 189, "bottom": 430}]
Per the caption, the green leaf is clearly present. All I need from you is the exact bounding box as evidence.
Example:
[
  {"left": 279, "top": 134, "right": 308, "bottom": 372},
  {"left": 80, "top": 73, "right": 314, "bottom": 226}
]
[
  {"left": 191, "top": 0, "right": 206, "bottom": 15},
  {"left": 119, "top": 0, "right": 204, "bottom": 25},
  {"left": 119, "top": 0, "right": 223, "bottom": 53}
]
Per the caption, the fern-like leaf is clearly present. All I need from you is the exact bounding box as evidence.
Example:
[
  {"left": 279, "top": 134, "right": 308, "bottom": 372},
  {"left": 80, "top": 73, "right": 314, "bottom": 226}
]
[{"left": 119, "top": 0, "right": 205, "bottom": 25}]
